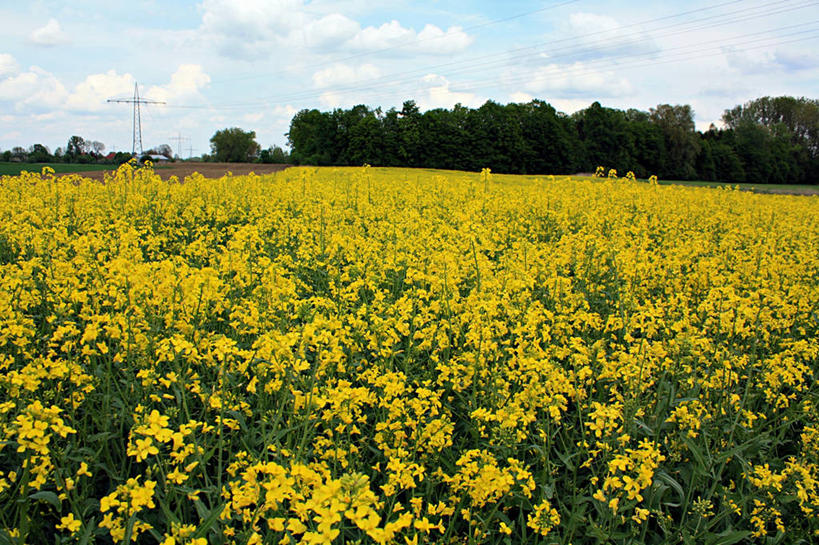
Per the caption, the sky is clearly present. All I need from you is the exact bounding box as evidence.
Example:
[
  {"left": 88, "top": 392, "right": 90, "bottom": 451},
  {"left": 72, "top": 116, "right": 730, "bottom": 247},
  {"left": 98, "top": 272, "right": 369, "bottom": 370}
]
[{"left": 1, "top": 0, "right": 817, "bottom": 157}]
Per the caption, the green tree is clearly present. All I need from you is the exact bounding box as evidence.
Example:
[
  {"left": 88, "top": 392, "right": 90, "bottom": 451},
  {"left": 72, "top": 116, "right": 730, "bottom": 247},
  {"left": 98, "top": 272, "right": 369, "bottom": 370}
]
[
  {"left": 420, "top": 106, "right": 471, "bottom": 171},
  {"left": 398, "top": 100, "right": 422, "bottom": 167},
  {"left": 347, "top": 113, "right": 384, "bottom": 166},
  {"left": 380, "top": 108, "right": 402, "bottom": 167},
  {"left": 623, "top": 109, "right": 665, "bottom": 178},
  {"left": 722, "top": 96, "right": 818, "bottom": 184},
  {"left": 517, "top": 100, "right": 578, "bottom": 174},
  {"left": 66, "top": 135, "right": 88, "bottom": 162},
  {"left": 696, "top": 139, "right": 717, "bottom": 181},
  {"left": 649, "top": 104, "right": 700, "bottom": 179},
  {"left": 209, "top": 128, "right": 261, "bottom": 162},
  {"left": 574, "top": 102, "right": 635, "bottom": 173},
  {"left": 333, "top": 105, "right": 378, "bottom": 165},
  {"left": 10, "top": 146, "right": 26, "bottom": 162},
  {"left": 723, "top": 96, "right": 819, "bottom": 156},
  {"left": 259, "top": 146, "right": 289, "bottom": 164},
  {"left": 704, "top": 130, "right": 746, "bottom": 182},
  {"left": 287, "top": 109, "right": 336, "bottom": 165},
  {"left": 28, "top": 144, "right": 52, "bottom": 163}
]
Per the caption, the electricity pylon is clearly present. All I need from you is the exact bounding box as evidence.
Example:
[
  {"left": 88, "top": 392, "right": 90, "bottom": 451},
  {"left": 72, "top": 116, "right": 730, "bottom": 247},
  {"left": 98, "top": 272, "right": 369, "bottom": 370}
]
[
  {"left": 108, "top": 82, "right": 165, "bottom": 157},
  {"left": 168, "top": 133, "right": 190, "bottom": 159}
]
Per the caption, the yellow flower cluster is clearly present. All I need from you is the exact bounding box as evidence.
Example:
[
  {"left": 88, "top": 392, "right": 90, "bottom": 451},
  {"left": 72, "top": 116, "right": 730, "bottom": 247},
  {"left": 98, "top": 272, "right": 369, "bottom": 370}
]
[
  {"left": 0, "top": 163, "right": 817, "bottom": 543},
  {"left": 100, "top": 477, "right": 157, "bottom": 541}
]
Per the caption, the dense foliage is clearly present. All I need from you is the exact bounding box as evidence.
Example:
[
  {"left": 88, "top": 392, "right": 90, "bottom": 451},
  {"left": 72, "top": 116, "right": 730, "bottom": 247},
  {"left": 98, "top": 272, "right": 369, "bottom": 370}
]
[
  {"left": 1, "top": 164, "right": 817, "bottom": 544},
  {"left": 0, "top": 136, "right": 132, "bottom": 165},
  {"left": 209, "top": 128, "right": 262, "bottom": 163},
  {"left": 288, "top": 97, "right": 819, "bottom": 183}
]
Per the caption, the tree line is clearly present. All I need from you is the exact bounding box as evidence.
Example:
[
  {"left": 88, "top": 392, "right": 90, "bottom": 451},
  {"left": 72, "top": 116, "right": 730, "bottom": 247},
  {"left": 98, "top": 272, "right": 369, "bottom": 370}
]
[
  {"left": 287, "top": 96, "right": 819, "bottom": 184},
  {"left": 0, "top": 136, "right": 167, "bottom": 165},
  {"left": 1, "top": 132, "right": 292, "bottom": 166}
]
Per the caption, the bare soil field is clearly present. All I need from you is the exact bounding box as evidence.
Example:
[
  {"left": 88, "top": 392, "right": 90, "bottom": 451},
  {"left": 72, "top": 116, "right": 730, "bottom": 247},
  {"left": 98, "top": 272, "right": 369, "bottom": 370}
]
[{"left": 67, "top": 162, "right": 291, "bottom": 181}]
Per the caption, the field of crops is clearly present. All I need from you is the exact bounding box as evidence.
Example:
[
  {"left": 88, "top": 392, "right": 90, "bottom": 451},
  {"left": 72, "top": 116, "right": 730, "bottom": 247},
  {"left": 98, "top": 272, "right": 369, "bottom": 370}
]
[
  {"left": 0, "top": 163, "right": 113, "bottom": 177},
  {"left": 0, "top": 164, "right": 817, "bottom": 544}
]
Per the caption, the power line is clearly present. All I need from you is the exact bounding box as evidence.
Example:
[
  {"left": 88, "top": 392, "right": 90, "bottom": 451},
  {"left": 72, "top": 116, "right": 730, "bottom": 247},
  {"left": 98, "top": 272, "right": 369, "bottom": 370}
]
[
  {"left": 180, "top": 28, "right": 817, "bottom": 115},
  {"left": 203, "top": 0, "right": 756, "bottom": 91},
  {"left": 165, "top": 0, "right": 817, "bottom": 111},
  {"left": 338, "top": 30, "right": 819, "bottom": 105},
  {"left": 107, "top": 82, "right": 165, "bottom": 156},
  {"left": 207, "top": 0, "right": 583, "bottom": 86},
  {"left": 455, "top": 30, "right": 819, "bottom": 97},
  {"left": 436, "top": 21, "right": 819, "bottom": 87},
  {"left": 163, "top": 10, "right": 819, "bottom": 112}
]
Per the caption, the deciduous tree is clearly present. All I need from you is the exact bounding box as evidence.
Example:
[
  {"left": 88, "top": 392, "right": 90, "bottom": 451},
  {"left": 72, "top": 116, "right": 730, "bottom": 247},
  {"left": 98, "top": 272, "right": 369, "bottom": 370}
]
[{"left": 209, "top": 128, "right": 260, "bottom": 162}]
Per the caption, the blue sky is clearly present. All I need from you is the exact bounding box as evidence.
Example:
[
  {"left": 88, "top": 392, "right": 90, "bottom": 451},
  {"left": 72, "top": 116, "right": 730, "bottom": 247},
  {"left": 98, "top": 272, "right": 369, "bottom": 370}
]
[{"left": 1, "top": 0, "right": 817, "bottom": 157}]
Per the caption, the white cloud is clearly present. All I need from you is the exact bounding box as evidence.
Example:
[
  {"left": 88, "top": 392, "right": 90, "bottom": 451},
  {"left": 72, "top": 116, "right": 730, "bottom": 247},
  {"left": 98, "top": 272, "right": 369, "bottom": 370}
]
[
  {"left": 272, "top": 104, "right": 298, "bottom": 119},
  {"left": 243, "top": 112, "right": 264, "bottom": 123},
  {"left": 724, "top": 45, "right": 819, "bottom": 76},
  {"left": 1, "top": 64, "right": 209, "bottom": 117},
  {"left": 509, "top": 91, "right": 533, "bottom": 103},
  {"left": 199, "top": 0, "right": 309, "bottom": 58},
  {"left": 319, "top": 91, "right": 344, "bottom": 109},
  {"left": 201, "top": 0, "right": 305, "bottom": 38},
  {"left": 312, "top": 63, "right": 381, "bottom": 88},
  {"left": 690, "top": 98, "right": 730, "bottom": 132},
  {"left": 2, "top": 130, "right": 22, "bottom": 142},
  {"left": 723, "top": 47, "right": 778, "bottom": 75},
  {"left": 415, "top": 24, "right": 473, "bottom": 55},
  {"left": 559, "top": 12, "right": 659, "bottom": 62},
  {"left": 29, "top": 18, "right": 70, "bottom": 47},
  {"left": 567, "top": 12, "right": 622, "bottom": 33},
  {"left": 697, "top": 80, "right": 749, "bottom": 99},
  {"left": 146, "top": 64, "right": 211, "bottom": 103},
  {"left": 347, "top": 20, "right": 414, "bottom": 50},
  {"left": 547, "top": 98, "right": 593, "bottom": 116},
  {"left": 774, "top": 49, "right": 819, "bottom": 71},
  {"left": 514, "top": 61, "right": 632, "bottom": 98},
  {"left": 347, "top": 21, "right": 472, "bottom": 55},
  {"left": 0, "top": 66, "right": 68, "bottom": 110},
  {"left": 417, "top": 74, "right": 483, "bottom": 110},
  {"left": 198, "top": 1, "right": 472, "bottom": 59},
  {"left": 0, "top": 54, "right": 19, "bottom": 78},
  {"left": 33, "top": 112, "right": 59, "bottom": 122},
  {"left": 300, "top": 14, "right": 360, "bottom": 49},
  {"left": 65, "top": 70, "right": 135, "bottom": 112}
]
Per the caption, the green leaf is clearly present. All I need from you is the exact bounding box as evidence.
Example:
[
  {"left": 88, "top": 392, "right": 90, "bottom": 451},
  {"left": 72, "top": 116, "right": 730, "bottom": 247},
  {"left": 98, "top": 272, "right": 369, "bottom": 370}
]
[
  {"left": 705, "top": 529, "right": 752, "bottom": 545},
  {"left": 683, "top": 437, "right": 712, "bottom": 477},
  {"left": 28, "top": 490, "right": 61, "bottom": 510},
  {"left": 632, "top": 418, "right": 655, "bottom": 435},
  {"left": 555, "top": 448, "right": 577, "bottom": 471},
  {"left": 77, "top": 517, "right": 97, "bottom": 545},
  {"left": 655, "top": 470, "right": 685, "bottom": 505},
  {"left": 193, "top": 502, "right": 226, "bottom": 539}
]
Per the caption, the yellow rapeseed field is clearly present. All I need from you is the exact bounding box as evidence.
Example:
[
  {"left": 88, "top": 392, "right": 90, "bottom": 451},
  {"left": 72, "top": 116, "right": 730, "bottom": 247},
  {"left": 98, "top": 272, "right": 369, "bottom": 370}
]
[{"left": 0, "top": 163, "right": 817, "bottom": 544}]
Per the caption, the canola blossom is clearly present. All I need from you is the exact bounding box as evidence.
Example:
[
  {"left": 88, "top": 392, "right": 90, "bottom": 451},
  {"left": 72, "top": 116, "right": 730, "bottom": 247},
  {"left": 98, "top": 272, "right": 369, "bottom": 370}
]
[{"left": 0, "top": 163, "right": 818, "bottom": 544}]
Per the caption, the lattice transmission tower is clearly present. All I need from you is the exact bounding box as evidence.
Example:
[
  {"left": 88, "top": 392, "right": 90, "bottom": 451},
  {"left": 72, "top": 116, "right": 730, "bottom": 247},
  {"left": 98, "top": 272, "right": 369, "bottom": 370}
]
[
  {"left": 169, "top": 133, "right": 190, "bottom": 159},
  {"left": 107, "top": 82, "right": 165, "bottom": 156}
]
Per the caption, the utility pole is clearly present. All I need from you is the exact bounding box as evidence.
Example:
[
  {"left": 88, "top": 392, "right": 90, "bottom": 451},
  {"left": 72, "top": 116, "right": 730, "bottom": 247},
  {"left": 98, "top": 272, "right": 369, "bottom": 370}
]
[
  {"left": 108, "top": 83, "right": 165, "bottom": 157},
  {"left": 168, "top": 133, "right": 190, "bottom": 159}
]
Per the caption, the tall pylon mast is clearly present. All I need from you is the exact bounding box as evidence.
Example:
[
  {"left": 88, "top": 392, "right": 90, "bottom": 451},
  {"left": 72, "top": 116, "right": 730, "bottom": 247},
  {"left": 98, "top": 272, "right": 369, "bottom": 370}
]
[
  {"left": 107, "top": 82, "right": 165, "bottom": 156},
  {"left": 168, "top": 133, "right": 190, "bottom": 159}
]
